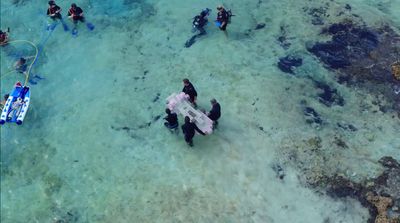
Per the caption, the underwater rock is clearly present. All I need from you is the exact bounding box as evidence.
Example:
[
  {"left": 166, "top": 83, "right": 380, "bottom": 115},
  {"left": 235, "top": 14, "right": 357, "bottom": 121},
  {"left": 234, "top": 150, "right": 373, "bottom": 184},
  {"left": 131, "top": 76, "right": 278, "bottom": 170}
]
[
  {"left": 308, "top": 21, "right": 378, "bottom": 69},
  {"left": 367, "top": 194, "right": 396, "bottom": 223},
  {"left": 333, "top": 136, "right": 348, "bottom": 149},
  {"left": 308, "top": 41, "right": 351, "bottom": 69},
  {"left": 111, "top": 125, "right": 131, "bottom": 132},
  {"left": 337, "top": 123, "right": 357, "bottom": 132},
  {"left": 303, "top": 106, "right": 323, "bottom": 125},
  {"left": 319, "top": 157, "right": 400, "bottom": 223},
  {"left": 272, "top": 163, "right": 285, "bottom": 180},
  {"left": 308, "top": 20, "right": 400, "bottom": 111},
  {"left": 305, "top": 6, "right": 329, "bottom": 26},
  {"left": 277, "top": 56, "right": 303, "bottom": 74},
  {"left": 326, "top": 175, "right": 364, "bottom": 198},
  {"left": 379, "top": 157, "right": 400, "bottom": 169},
  {"left": 255, "top": 23, "right": 266, "bottom": 30},
  {"left": 313, "top": 81, "right": 344, "bottom": 107}
]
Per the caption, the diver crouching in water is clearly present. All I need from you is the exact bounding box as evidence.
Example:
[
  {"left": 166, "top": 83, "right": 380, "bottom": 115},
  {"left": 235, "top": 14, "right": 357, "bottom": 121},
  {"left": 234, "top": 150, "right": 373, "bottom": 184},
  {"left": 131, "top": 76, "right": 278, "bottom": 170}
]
[{"left": 185, "top": 8, "right": 211, "bottom": 48}]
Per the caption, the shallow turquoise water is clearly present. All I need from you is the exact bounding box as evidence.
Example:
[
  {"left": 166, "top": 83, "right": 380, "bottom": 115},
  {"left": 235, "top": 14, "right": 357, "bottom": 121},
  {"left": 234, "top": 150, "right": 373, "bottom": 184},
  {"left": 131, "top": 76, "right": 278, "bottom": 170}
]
[{"left": 1, "top": 0, "right": 399, "bottom": 222}]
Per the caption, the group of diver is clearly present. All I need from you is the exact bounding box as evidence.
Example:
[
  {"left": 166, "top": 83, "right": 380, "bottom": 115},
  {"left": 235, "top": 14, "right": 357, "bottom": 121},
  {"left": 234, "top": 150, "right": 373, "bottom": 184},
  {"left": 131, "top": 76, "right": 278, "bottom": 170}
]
[
  {"left": 0, "top": 1, "right": 94, "bottom": 123},
  {"left": 186, "top": 5, "right": 233, "bottom": 47},
  {"left": 47, "top": 0, "right": 85, "bottom": 24},
  {"left": 164, "top": 79, "right": 221, "bottom": 147},
  {"left": 1, "top": 4, "right": 224, "bottom": 133}
]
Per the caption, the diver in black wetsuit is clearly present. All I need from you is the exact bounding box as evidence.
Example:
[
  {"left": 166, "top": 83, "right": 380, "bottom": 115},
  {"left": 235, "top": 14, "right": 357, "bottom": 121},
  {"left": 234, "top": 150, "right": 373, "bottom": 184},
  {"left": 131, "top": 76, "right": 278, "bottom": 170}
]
[
  {"left": 185, "top": 8, "right": 210, "bottom": 48},
  {"left": 193, "top": 8, "right": 210, "bottom": 35},
  {"left": 47, "top": 1, "right": 62, "bottom": 20},
  {"left": 207, "top": 98, "right": 221, "bottom": 127},
  {"left": 68, "top": 3, "right": 85, "bottom": 24},
  {"left": 181, "top": 116, "right": 206, "bottom": 147},
  {"left": 164, "top": 108, "right": 178, "bottom": 130},
  {"left": 216, "top": 5, "right": 230, "bottom": 31},
  {"left": 182, "top": 78, "right": 198, "bottom": 107}
]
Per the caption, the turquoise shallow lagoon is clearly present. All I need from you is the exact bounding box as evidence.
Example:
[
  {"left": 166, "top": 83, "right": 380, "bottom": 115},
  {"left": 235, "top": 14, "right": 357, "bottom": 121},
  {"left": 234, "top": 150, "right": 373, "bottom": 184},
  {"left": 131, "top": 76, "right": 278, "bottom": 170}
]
[{"left": 1, "top": 0, "right": 400, "bottom": 222}]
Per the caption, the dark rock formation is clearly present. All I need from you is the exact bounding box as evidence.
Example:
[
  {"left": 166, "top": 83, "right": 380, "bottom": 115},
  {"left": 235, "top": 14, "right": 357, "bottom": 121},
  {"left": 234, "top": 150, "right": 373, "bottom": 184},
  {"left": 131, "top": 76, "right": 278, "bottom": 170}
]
[
  {"left": 304, "top": 106, "right": 322, "bottom": 125},
  {"left": 304, "top": 6, "right": 329, "bottom": 25},
  {"left": 308, "top": 21, "right": 379, "bottom": 69},
  {"left": 313, "top": 81, "right": 344, "bottom": 106},
  {"left": 277, "top": 56, "right": 303, "bottom": 74},
  {"left": 319, "top": 157, "right": 400, "bottom": 223},
  {"left": 255, "top": 23, "right": 266, "bottom": 30},
  {"left": 337, "top": 123, "right": 357, "bottom": 132},
  {"left": 308, "top": 20, "right": 400, "bottom": 112}
]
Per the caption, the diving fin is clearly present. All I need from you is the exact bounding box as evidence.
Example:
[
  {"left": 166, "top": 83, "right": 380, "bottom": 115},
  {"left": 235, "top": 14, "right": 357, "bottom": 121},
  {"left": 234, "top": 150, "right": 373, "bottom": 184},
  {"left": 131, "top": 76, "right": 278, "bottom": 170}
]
[
  {"left": 72, "top": 28, "right": 78, "bottom": 37},
  {"left": 86, "top": 22, "right": 95, "bottom": 31}
]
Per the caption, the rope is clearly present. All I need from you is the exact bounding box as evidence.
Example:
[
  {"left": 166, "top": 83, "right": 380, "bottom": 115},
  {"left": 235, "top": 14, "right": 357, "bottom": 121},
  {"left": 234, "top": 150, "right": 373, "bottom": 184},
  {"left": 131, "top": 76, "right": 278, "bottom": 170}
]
[
  {"left": 0, "top": 55, "right": 36, "bottom": 80},
  {"left": 1, "top": 23, "right": 57, "bottom": 85},
  {"left": 1, "top": 40, "right": 39, "bottom": 86}
]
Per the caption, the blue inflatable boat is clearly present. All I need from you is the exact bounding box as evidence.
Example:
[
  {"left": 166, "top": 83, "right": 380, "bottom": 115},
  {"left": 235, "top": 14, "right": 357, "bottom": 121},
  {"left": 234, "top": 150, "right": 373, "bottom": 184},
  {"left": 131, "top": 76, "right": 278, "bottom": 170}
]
[{"left": 0, "top": 82, "right": 31, "bottom": 125}]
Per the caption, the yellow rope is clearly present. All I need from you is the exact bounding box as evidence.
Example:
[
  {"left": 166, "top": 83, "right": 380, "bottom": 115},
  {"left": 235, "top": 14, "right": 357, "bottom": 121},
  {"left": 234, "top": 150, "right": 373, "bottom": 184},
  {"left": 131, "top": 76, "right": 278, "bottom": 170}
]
[
  {"left": 0, "top": 55, "right": 36, "bottom": 80},
  {"left": 1, "top": 40, "right": 39, "bottom": 86}
]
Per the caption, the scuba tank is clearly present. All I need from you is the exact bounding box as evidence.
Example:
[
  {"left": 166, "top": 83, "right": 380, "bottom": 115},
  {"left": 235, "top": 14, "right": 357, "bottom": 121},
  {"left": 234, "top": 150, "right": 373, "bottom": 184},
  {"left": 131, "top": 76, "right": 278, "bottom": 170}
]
[{"left": 226, "top": 9, "right": 234, "bottom": 23}]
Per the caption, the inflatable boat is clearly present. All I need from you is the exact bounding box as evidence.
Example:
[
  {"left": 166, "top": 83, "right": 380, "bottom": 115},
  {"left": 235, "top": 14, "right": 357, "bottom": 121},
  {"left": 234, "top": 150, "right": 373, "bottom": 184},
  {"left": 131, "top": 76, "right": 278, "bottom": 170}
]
[
  {"left": 0, "top": 82, "right": 30, "bottom": 125},
  {"left": 167, "top": 92, "right": 213, "bottom": 134}
]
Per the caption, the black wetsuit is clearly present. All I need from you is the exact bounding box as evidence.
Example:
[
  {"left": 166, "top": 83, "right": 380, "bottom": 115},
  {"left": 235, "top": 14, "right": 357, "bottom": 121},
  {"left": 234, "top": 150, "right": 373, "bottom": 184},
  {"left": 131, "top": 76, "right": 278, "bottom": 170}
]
[
  {"left": 164, "top": 113, "right": 178, "bottom": 129},
  {"left": 68, "top": 7, "right": 85, "bottom": 23},
  {"left": 208, "top": 103, "right": 221, "bottom": 121},
  {"left": 217, "top": 9, "right": 229, "bottom": 30},
  {"left": 181, "top": 121, "right": 205, "bottom": 146},
  {"left": 182, "top": 82, "right": 197, "bottom": 103},
  {"left": 47, "top": 5, "right": 62, "bottom": 20},
  {"left": 193, "top": 15, "right": 208, "bottom": 35},
  {"left": 15, "top": 59, "right": 27, "bottom": 73}
]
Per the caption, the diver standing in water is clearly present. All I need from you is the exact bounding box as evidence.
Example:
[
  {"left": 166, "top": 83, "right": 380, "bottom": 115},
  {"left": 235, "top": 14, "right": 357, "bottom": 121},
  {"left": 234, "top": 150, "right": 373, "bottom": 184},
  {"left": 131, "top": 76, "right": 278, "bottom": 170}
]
[
  {"left": 67, "top": 3, "right": 95, "bottom": 36},
  {"left": 216, "top": 5, "right": 231, "bottom": 32},
  {"left": 193, "top": 9, "right": 210, "bottom": 35},
  {"left": 207, "top": 98, "right": 221, "bottom": 128},
  {"left": 182, "top": 78, "right": 198, "bottom": 107},
  {"left": 47, "top": 1, "right": 62, "bottom": 20},
  {"left": 164, "top": 108, "right": 179, "bottom": 131},
  {"left": 68, "top": 3, "right": 84, "bottom": 35},
  {"left": 68, "top": 3, "right": 85, "bottom": 24},
  {"left": 0, "top": 29, "right": 9, "bottom": 46},
  {"left": 185, "top": 8, "right": 211, "bottom": 48},
  {"left": 181, "top": 116, "right": 206, "bottom": 147}
]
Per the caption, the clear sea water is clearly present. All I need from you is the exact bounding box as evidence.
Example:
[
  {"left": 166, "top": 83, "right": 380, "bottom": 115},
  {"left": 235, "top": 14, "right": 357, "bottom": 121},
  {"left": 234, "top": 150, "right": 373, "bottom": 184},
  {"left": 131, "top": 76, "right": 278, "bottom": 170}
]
[{"left": 1, "top": 0, "right": 399, "bottom": 222}]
